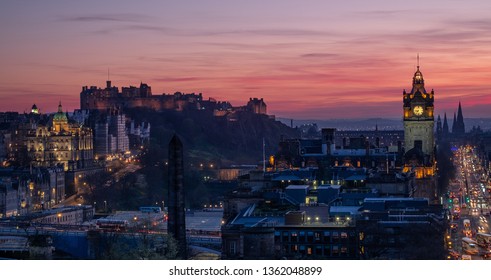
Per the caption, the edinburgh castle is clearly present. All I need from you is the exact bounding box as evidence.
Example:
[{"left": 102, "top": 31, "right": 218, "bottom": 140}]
[{"left": 80, "top": 80, "right": 268, "bottom": 118}]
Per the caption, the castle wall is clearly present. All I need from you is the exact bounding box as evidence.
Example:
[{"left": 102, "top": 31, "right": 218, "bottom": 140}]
[{"left": 80, "top": 84, "right": 267, "bottom": 117}]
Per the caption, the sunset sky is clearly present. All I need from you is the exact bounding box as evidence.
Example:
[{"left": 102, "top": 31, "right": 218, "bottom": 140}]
[{"left": 2, "top": 0, "right": 491, "bottom": 119}]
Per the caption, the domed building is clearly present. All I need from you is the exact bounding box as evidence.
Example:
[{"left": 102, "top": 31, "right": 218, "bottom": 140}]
[
  {"left": 31, "top": 104, "right": 39, "bottom": 114},
  {"left": 26, "top": 102, "right": 94, "bottom": 171},
  {"left": 52, "top": 102, "right": 69, "bottom": 132}
]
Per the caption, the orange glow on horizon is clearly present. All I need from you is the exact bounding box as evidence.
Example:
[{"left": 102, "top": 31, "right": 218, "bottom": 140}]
[{"left": 2, "top": 1, "right": 491, "bottom": 118}]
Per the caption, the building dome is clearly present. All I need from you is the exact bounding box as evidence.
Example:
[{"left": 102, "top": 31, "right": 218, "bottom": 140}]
[
  {"left": 31, "top": 104, "right": 39, "bottom": 114},
  {"left": 53, "top": 102, "right": 68, "bottom": 122}
]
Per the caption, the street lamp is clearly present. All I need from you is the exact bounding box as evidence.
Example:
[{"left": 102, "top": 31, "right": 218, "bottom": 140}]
[{"left": 104, "top": 200, "right": 107, "bottom": 212}]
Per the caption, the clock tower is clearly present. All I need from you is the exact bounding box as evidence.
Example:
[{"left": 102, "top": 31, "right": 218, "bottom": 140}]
[{"left": 403, "top": 62, "right": 435, "bottom": 178}]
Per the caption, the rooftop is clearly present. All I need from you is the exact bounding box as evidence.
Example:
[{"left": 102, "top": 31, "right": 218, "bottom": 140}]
[{"left": 286, "top": 185, "right": 310, "bottom": 190}]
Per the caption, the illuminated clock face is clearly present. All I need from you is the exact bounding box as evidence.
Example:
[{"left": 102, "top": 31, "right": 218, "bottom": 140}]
[{"left": 413, "top": 105, "right": 424, "bottom": 116}]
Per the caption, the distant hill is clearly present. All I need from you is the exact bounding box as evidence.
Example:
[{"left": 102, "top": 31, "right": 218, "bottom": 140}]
[
  {"left": 117, "top": 107, "right": 298, "bottom": 209},
  {"left": 118, "top": 107, "right": 298, "bottom": 209},
  {"left": 125, "top": 108, "right": 299, "bottom": 166}
]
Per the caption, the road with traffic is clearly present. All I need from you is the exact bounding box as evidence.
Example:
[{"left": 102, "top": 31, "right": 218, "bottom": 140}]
[{"left": 446, "top": 145, "right": 491, "bottom": 260}]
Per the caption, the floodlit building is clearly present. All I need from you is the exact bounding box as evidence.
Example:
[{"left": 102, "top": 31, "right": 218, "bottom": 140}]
[{"left": 26, "top": 103, "right": 94, "bottom": 171}]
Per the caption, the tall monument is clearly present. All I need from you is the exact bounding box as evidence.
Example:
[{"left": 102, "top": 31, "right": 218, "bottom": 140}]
[{"left": 168, "top": 134, "right": 187, "bottom": 259}]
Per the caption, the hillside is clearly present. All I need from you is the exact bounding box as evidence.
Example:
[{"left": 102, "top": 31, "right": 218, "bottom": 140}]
[
  {"left": 125, "top": 107, "right": 299, "bottom": 166},
  {"left": 119, "top": 107, "right": 298, "bottom": 208}
]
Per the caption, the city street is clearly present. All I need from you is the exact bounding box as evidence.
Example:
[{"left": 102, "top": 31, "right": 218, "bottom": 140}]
[{"left": 446, "top": 146, "right": 491, "bottom": 260}]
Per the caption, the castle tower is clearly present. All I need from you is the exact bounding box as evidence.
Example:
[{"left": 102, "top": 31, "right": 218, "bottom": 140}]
[
  {"left": 246, "top": 98, "right": 267, "bottom": 114},
  {"left": 167, "top": 134, "right": 187, "bottom": 259}
]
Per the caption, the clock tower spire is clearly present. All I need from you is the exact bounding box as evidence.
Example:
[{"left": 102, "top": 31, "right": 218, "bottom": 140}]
[{"left": 402, "top": 58, "right": 435, "bottom": 179}]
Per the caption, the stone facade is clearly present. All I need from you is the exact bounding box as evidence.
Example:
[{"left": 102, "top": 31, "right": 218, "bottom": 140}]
[
  {"left": 80, "top": 81, "right": 267, "bottom": 117},
  {"left": 26, "top": 103, "right": 93, "bottom": 171}
]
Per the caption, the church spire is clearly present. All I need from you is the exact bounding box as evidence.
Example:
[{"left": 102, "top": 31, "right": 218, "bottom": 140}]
[
  {"left": 455, "top": 102, "right": 465, "bottom": 135},
  {"left": 436, "top": 115, "right": 442, "bottom": 140},
  {"left": 457, "top": 101, "right": 464, "bottom": 123},
  {"left": 452, "top": 112, "right": 457, "bottom": 134},
  {"left": 442, "top": 113, "right": 449, "bottom": 136}
]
